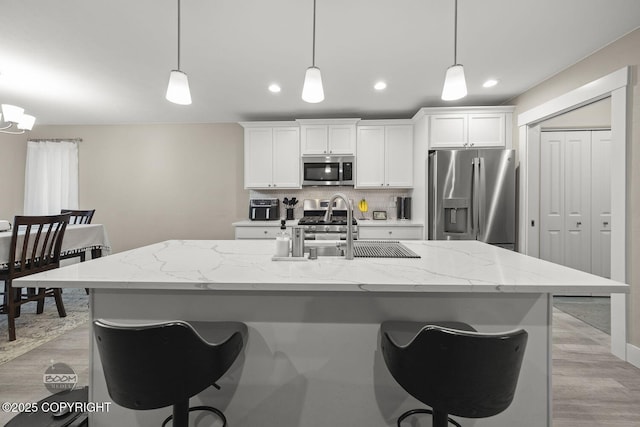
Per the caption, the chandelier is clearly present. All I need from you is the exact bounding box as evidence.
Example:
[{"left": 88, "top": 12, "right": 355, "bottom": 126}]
[{"left": 0, "top": 104, "right": 36, "bottom": 135}]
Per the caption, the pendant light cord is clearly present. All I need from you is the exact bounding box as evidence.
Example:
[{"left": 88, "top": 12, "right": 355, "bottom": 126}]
[
  {"left": 453, "top": 0, "right": 458, "bottom": 65},
  {"left": 177, "top": 0, "right": 182, "bottom": 70},
  {"left": 311, "top": 0, "right": 317, "bottom": 67}
]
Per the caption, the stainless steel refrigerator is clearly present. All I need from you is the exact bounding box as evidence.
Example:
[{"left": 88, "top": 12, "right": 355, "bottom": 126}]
[{"left": 428, "top": 149, "right": 516, "bottom": 250}]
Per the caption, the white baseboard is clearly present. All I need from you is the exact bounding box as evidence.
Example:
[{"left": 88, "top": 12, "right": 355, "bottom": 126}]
[{"left": 627, "top": 342, "right": 640, "bottom": 369}]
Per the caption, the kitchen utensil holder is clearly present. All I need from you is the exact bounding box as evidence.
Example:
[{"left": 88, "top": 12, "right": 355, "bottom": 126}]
[{"left": 286, "top": 208, "right": 294, "bottom": 220}]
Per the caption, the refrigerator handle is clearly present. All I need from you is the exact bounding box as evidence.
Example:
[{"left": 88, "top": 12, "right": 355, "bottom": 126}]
[
  {"left": 477, "top": 156, "right": 485, "bottom": 239},
  {"left": 472, "top": 157, "right": 480, "bottom": 238}
]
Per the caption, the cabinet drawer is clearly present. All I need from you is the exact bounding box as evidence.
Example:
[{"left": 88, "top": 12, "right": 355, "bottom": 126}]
[
  {"left": 235, "top": 226, "right": 280, "bottom": 239},
  {"left": 358, "top": 226, "right": 423, "bottom": 240}
]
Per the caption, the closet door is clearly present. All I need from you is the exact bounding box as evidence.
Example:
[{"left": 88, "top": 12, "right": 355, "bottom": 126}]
[
  {"left": 591, "top": 130, "right": 612, "bottom": 278},
  {"left": 562, "top": 131, "right": 591, "bottom": 273},
  {"left": 540, "top": 132, "right": 565, "bottom": 265}
]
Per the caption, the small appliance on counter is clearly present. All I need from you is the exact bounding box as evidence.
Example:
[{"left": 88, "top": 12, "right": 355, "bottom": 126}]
[
  {"left": 396, "top": 197, "right": 412, "bottom": 220},
  {"left": 0, "top": 220, "right": 10, "bottom": 232},
  {"left": 249, "top": 198, "right": 280, "bottom": 221}
]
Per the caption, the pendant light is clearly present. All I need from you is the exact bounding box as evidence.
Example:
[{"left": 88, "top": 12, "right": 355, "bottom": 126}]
[
  {"left": 441, "top": 0, "right": 467, "bottom": 101},
  {"left": 0, "top": 104, "right": 36, "bottom": 134},
  {"left": 302, "top": 0, "right": 324, "bottom": 103},
  {"left": 166, "top": 0, "right": 192, "bottom": 105}
]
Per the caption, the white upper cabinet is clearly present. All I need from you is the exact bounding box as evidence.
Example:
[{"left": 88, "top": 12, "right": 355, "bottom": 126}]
[
  {"left": 424, "top": 107, "right": 514, "bottom": 149},
  {"left": 356, "top": 121, "right": 414, "bottom": 188},
  {"left": 429, "top": 114, "right": 467, "bottom": 147},
  {"left": 241, "top": 122, "right": 300, "bottom": 189},
  {"left": 298, "top": 119, "right": 359, "bottom": 155}
]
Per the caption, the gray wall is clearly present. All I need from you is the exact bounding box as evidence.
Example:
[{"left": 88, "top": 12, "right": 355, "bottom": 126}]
[
  {"left": 511, "top": 27, "right": 640, "bottom": 348},
  {"left": 0, "top": 123, "right": 248, "bottom": 253}
]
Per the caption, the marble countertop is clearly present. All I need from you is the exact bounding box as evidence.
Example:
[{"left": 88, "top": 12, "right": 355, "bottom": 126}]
[{"left": 15, "top": 240, "right": 628, "bottom": 294}]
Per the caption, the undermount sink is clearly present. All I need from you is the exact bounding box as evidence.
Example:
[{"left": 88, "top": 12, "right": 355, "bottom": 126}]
[{"left": 305, "top": 241, "right": 420, "bottom": 259}]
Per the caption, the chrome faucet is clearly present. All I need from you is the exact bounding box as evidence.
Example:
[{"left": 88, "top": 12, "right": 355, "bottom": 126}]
[{"left": 323, "top": 193, "right": 354, "bottom": 260}]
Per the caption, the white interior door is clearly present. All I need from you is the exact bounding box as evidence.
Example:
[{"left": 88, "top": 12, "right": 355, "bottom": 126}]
[
  {"left": 563, "top": 131, "right": 592, "bottom": 273},
  {"left": 591, "top": 130, "right": 612, "bottom": 278},
  {"left": 540, "top": 132, "right": 565, "bottom": 265}
]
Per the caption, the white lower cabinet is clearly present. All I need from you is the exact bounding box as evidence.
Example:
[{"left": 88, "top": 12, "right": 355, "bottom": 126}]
[
  {"left": 358, "top": 225, "right": 423, "bottom": 240},
  {"left": 234, "top": 224, "right": 281, "bottom": 239}
]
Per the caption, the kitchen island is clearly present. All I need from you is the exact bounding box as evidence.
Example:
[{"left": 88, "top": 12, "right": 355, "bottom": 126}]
[{"left": 16, "top": 240, "right": 628, "bottom": 427}]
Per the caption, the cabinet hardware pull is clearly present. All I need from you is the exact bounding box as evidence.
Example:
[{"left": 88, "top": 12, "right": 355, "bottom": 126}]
[
  {"left": 603, "top": 221, "right": 609, "bottom": 226},
  {"left": 576, "top": 221, "right": 582, "bottom": 226}
]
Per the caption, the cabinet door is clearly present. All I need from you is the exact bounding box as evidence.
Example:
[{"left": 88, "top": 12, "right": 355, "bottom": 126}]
[
  {"left": 358, "top": 226, "right": 423, "bottom": 240},
  {"left": 235, "top": 226, "right": 280, "bottom": 239},
  {"left": 468, "top": 113, "right": 505, "bottom": 147},
  {"left": 244, "top": 128, "right": 274, "bottom": 189},
  {"left": 301, "top": 125, "right": 329, "bottom": 155},
  {"left": 385, "top": 125, "right": 413, "bottom": 187},
  {"left": 328, "top": 125, "right": 356, "bottom": 154},
  {"left": 272, "top": 127, "right": 301, "bottom": 188},
  {"left": 356, "top": 126, "right": 385, "bottom": 187},
  {"left": 563, "top": 131, "right": 591, "bottom": 274},
  {"left": 429, "top": 114, "right": 467, "bottom": 148},
  {"left": 591, "top": 130, "right": 612, "bottom": 278}
]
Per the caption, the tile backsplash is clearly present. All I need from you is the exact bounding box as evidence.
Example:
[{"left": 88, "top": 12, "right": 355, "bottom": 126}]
[{"left": 249, "top": 188, "right": 411, "bottom": 220}]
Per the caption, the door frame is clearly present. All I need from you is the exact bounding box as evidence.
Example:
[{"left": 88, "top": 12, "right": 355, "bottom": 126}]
[{"left": 517, "top": 66, "right": 629, "bottom": 360}]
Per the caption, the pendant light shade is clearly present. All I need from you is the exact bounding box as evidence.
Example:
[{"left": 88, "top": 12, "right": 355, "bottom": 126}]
[
  {"left": 0, "top": 104, "right": 36, "bottom": 134},
  {"left": 17, "top": 114, "right": 36, "bottom": 131},
  {"left": 441, "top": 0, "right": 467, "bottom": 101},
  {"left": 302, "top": 66, "right": 324, "bottom": 103},
  {"left": 1, "top": 104, "right": 24, "bottom": 123},
  {"left": 441, "top": 64, "right": 467, "bottom": 101},
  {"left": 302, "top": 0, "right": 324, "bottom": 103},
  {"left": 166, "top": 0, "right": 192, "bottom": 105},
  {"left": 166, "top": 70, "right": 192, "bottom": 105}
]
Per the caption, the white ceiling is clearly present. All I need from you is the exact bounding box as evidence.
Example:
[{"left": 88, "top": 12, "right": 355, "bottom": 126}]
[{"left": 1, "top": 0, "right": 639, "bottom": 125}]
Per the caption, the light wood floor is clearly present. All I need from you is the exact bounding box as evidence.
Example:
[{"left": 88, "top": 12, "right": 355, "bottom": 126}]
[{"left": 1, "top": 309, "right": 639, "bottom": 426}]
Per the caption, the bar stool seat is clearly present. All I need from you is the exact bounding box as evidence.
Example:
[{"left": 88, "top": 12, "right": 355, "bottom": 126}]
[
  {"left": 380, "top": 320, "right": 528, "bottom": 427},
  {"left": 93, "top": 319, "right": 247, "bottom": 427}
]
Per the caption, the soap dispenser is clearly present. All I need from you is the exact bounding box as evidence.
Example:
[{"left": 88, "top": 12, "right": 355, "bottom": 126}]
[{"left": 275, "top": 219, "right": 290, "bottom": 257}]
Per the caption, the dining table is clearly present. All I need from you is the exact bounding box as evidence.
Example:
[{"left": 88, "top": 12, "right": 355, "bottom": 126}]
[{"left": 0, "top": 223, "right": 111, "bottom": 269}]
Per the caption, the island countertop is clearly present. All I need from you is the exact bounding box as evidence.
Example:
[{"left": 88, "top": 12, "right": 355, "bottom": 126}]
[{"left": 15, "top": 239, "right": 628, "bottom": 294}]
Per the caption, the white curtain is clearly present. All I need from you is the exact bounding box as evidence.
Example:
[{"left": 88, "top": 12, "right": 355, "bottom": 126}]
[{"left": 23, "top": 140, "right": 79, "bottom": 215}]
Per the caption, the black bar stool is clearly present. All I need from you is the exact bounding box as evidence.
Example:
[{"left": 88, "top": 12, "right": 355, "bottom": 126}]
[
  {"left": 380, "top": 321, "right": 528, "bottom": 427},
  {"left": 93, "top": 319, "right": 247, "bottom": 427}
]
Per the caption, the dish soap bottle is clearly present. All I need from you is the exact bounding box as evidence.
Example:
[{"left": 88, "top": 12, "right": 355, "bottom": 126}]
[{"left": 275, "top": 219, "right": 290, "bottom": 257}]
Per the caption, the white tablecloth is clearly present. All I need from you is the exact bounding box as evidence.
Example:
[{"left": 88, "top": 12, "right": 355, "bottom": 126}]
[{"left": 0, "top": 224, "right": 111, "bottom": 269}]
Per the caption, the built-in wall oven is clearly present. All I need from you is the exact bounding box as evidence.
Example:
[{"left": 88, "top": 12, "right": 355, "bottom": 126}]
[{"left": 302, "top": 155, "right": 354, "bottom": 186}]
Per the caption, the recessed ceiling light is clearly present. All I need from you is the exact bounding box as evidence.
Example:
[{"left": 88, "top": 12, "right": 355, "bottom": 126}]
[
  {"left": 268, "top": 84, "right": 281, "bottom": 93},
  {"left": 374, "top": 81, "right": 387, "bottom": 91},
  {"left": 482, "top": 79, "right": 499, "bottom": 88}
]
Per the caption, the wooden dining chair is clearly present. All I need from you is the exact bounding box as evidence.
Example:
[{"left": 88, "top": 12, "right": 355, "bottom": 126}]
[
  {"left": 61, "top": 209, "right": 95, "bottom": 225},
  {"left": 60, "top": 209, "right": 95, "bottom": 262},
  {"left": 0, "top": 213, "right": 71, "bottom": 341}
]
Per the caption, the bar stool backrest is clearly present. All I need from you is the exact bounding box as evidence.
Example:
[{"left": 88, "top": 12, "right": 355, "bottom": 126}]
[
  {"left": 381, "top": 324, "right": 528, "bottom": 419},
  {"left": 93, "top": 320, "right": 244, "bottom": 411}
]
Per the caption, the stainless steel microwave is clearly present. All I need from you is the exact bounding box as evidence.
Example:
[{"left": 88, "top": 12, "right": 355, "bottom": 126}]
[{"left": 302, "top": 155, "right": 354, "bottom": 186}]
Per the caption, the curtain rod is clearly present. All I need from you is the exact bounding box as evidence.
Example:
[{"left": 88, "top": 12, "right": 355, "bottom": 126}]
[{"left": 28, "top": 138, "right": 83, "bottom": 142}]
